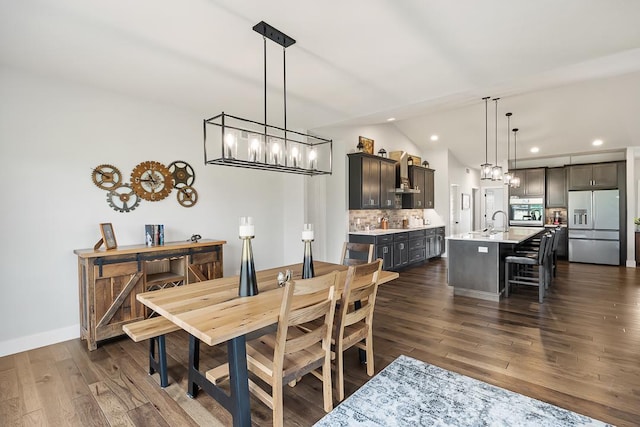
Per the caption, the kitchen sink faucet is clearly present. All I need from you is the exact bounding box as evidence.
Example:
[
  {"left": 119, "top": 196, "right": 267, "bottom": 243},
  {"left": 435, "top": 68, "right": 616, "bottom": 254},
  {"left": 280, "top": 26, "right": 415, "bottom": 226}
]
[{"left": 491, "top": 210, "right": 509, "bottom": 232}]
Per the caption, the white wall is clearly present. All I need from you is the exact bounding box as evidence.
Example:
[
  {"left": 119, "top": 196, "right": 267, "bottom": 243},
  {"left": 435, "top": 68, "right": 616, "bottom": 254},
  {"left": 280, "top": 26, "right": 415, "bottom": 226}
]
[
  {"left": 0, "top": 66, "right": 308, "bottom": 355},
  {"left": 310, "top": 123, "right": 423, "bottom": 265}
]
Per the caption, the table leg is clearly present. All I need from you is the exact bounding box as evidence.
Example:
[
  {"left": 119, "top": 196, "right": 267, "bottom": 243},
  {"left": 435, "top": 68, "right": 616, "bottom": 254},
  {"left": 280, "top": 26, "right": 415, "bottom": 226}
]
[
  {"left": 187, "top": 334, "right": 201, "bottom": 398},
  {"left": 227, "top": 335, "right": 251, "bottom": 427},
  {"left": 185, "top": 334, "right": 251, "bottom": 426}
]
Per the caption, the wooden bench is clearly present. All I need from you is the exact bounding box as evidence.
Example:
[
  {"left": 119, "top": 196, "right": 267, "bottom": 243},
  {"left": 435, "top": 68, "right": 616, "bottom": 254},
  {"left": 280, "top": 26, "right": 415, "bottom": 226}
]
[{"left": 123, "top": 317, "right": 180, "bottom": 387}]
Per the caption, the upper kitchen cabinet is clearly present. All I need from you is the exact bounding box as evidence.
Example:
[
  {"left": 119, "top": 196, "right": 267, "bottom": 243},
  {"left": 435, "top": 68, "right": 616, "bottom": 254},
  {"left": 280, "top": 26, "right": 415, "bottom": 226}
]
[
  {"left": 348, "top": 153, "right": 397, "bottom": 209},
  {"left": 379, "top": 159, "right": 397, "bottom": 208},
  {"left": 568, "top": 163, "right": 619, "bottom": 190},
  {"left": 546, "top": 167, "right": 567, "bottom": 208},
  {"left": 402, "top": 165, "right": 435, "bottom": 209},
  {"left": 509, "top": 168, "right": 545, "bottom": 198}
]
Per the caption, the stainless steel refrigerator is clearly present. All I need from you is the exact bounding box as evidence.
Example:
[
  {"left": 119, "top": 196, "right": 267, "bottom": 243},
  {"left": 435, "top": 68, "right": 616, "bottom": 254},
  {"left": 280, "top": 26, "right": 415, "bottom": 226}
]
[{"left": 568, "top": 189, "right": 620, "bottom": 265}]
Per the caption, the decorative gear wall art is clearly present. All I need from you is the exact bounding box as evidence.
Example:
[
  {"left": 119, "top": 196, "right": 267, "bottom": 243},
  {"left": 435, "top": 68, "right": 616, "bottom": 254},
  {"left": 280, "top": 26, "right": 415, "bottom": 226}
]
[
  {"left": 168, "top": 160, "right": 196, "bottom": 188},
  {"left": 177, "top": 186, "right": 198, "bottom": 207},
  {"left": 92, "top": 160, "right": 198, "bottom": 211},
  {"left": 107, "top": 183, "right": 141, "bottom": 213},
  {"left": 131, "top": 161, "right": 173, "bottom": 201},
  {"left": 92, "top": 164, "right": 122, "bottom": 190}
]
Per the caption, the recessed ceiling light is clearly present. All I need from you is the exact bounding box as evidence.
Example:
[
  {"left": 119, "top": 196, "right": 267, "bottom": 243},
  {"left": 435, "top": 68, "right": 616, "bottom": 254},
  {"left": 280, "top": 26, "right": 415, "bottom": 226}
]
[
  {"left": 387, "top": 117, "right": 396, "bottom": 122},
  {"left": 530, "top": 147, "right": 539, "bottom": 153},
  {"left": 430, "top": 135, "right": 439, "bottom": 141},
  {"left": 592, "top": 139, "right": 603, "bottom": 146}
]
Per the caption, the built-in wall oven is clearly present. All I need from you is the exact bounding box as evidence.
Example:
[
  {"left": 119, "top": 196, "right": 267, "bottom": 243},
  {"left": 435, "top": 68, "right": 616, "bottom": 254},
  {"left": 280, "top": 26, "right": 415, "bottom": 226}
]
[{"left": 509, "top": 197, "right": 544, "bottom": 226}]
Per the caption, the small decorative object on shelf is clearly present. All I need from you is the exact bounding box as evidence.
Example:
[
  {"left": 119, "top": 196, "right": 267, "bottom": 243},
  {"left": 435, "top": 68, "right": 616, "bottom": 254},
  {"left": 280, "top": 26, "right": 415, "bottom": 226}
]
[
  {"left": 634, "top": 217, "right": 640, "bottom": 231},
  {"left": 378, "top": 148, "right": 387, "bottom": 158},
  {"left": 145, "top": 225, "right": 165, "bottom": 246},
  {"left": 95, "top": 223, "right": 117, "bottom": 250},
  {"left": 358, "top": 136, "right": 374, "bottom": 154},
  {"left": 301, "top": 223, "right": 315, "bottom": 279},
  {"left": 407, "top": 156, "right": 414, "bottom": 166},
  {"left": 422, "top": 160, "right": 430, "bottom": 168},
  {"left": 238, "top": 217, "right": 258, "bottom": 297}
]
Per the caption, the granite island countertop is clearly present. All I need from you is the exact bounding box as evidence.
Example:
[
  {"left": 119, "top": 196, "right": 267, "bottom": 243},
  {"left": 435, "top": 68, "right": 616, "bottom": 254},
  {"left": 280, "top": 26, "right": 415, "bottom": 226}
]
[{"left": 446, "top": 227, "right": 544, "bottom": 244}]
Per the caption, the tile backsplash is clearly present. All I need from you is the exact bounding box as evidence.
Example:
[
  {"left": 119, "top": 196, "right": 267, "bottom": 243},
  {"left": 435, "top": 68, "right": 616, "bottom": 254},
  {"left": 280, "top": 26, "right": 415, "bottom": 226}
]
[{"left": 349, "top": 209, "right": 425, "bottom": 231}]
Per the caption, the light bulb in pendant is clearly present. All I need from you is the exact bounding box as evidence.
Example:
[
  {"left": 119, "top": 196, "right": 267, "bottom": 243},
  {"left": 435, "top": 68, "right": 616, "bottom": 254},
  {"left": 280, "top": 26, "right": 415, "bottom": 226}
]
[{"left": 309, "top": 149, "right": 317, "bottom": 169}]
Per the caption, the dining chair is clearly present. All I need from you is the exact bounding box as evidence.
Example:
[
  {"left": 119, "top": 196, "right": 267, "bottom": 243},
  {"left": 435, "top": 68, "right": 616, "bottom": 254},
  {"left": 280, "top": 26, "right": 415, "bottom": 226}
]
[
  {"left": 207, "top": 271, "right": 339, "bottom": 427},
  {"left": 505, "top": 232, "right": 552, "bottom": 303},
  {"left": 341, "top": 242, "right": 374, "bottom": 266},
  {"left": 329, "top": 259, "right": 383, "bottom": 402}
]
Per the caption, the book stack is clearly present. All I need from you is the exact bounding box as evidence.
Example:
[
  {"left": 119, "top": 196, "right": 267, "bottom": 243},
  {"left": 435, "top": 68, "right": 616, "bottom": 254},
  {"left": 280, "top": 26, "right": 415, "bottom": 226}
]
[{"left": 145, "top": 224, "right": 165, "bottom": 246}]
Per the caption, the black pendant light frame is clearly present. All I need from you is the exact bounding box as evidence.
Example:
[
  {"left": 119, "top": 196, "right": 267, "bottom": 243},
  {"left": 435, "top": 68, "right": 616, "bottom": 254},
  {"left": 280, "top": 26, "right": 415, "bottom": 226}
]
[
  {"left": 491, "top": 98, "right": 503, "bottom": 181},
  {"left": 480, "top": 97, "right": 492, "bottom": 180},
  {"left": 204, "top": 21, "right": 333, "bottom": 176}
]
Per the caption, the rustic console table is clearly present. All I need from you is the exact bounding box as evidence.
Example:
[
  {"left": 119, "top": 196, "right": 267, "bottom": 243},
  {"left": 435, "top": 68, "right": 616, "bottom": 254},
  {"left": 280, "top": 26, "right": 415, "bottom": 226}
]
[{"left": 74, "top": 239, "right": 226, "bottom": 350}]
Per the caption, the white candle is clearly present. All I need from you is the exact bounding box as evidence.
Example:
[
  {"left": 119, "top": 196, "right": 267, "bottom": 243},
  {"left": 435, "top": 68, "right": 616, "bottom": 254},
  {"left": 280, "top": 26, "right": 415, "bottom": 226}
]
[
  {"left": 239, "top": 217, "right": 254, "bottom": 237},
  {"left": 302, "top": 224, "right": 314, "bottom": 241}
]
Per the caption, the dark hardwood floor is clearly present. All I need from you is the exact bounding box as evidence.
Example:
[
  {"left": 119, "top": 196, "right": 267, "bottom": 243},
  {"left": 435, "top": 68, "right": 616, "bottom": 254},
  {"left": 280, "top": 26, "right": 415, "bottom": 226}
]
[{"left": 1, "top": 259, "right": 639, "bottom": 426}]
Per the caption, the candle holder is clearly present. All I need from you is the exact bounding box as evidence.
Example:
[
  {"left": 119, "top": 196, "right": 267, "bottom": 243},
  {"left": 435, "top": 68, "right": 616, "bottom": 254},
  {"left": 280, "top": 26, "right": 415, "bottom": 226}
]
[
  {"left": 301, "top": 224, "right": 315, "bottom": 279},
  {"left": 238, "top": 217, "right": 258, "bottom": 297}
]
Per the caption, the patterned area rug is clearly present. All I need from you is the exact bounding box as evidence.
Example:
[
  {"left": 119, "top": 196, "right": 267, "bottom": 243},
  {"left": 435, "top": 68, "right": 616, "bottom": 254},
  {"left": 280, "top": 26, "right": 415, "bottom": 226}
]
[{"left": 314, "top": 355, "right": 610, "bottom": 426}]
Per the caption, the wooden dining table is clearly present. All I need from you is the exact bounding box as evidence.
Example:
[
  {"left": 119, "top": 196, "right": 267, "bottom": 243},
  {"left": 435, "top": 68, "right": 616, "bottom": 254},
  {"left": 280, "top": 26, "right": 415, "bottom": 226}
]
[{"left": 136, "top": 260, "right": 399, "bottom": 427}]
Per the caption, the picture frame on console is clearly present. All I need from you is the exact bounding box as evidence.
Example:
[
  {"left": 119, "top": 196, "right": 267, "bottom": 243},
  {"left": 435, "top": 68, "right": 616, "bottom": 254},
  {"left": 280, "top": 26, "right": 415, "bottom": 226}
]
[{"left": 99, "top": 223, "right": 117, "bottom": 250}]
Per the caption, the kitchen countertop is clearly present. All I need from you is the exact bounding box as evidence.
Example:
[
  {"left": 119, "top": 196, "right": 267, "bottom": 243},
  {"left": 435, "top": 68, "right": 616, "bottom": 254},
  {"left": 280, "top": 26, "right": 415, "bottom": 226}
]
[
  {"left": 446, "top": 227, "right": 544, "bottom": 244},
  {"left": 349, "top": 225, "right": 445, "bottom": 236}
]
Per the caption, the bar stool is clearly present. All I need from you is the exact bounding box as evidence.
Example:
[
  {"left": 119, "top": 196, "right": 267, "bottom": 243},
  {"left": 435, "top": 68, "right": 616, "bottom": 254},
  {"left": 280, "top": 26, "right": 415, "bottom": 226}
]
[{"left": 505, "top": 232, "right": 552, "bottom": 303}]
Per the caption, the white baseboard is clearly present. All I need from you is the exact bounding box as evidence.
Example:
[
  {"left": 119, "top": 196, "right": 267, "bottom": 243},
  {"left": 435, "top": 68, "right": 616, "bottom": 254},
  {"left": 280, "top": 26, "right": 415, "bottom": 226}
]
[
  {"left": 0, "top": 324, "right": 80, "bottom": 357},
  {"left": 626, "top": 259, "right": 637, "bottom": 268}
]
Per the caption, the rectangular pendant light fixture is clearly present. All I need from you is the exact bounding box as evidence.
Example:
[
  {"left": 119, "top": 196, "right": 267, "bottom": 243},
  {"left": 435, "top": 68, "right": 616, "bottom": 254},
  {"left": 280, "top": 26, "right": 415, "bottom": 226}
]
[{"left": 204, "top": 22, "right": 332, "bottom": 176}]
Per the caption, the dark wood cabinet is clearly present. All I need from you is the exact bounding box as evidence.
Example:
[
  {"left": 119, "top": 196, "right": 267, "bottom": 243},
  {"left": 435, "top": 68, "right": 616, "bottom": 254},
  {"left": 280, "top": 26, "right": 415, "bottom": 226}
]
[
  {"left": 351, "top": 233, "right": 394, "bottom": 270},
  {"left": 546, "top": 167, "right": 567, "bottom": 208},
  {"left": 408, "top": 229, "right": 427, "bottom": 263},
  {"left": 348, "top": 153, "right": 397, "bottom": 210},
  {"left": 393, "top": 232, "right": 409, "bottom": 268},
  {"left": 350, "top": 227, "right": 444, "bottom": 270},
  {"left": 568, "top": 163, "right": 619, "bottom": 190},
  {"left": 425, "top": 169, "right": 435, "bottom": 208},
  {"left": 402, "top": 165, "right": 435, "bottom": 209},
  {"left": 425, "top": 227, "right": 445, "bottom": 258},
  {"left": 380, "top": 160, "right": 397, "bottom": 208},
  {"left": 509, "top": 168, "right": 545, "bottom": 198}
]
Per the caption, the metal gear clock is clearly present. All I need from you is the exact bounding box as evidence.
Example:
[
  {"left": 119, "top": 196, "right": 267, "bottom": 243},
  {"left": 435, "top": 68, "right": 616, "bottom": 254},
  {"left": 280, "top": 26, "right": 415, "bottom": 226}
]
[
  {"left": 176, "top": 186, "right": 198, "bottom": 207},
  {"left": 92, "top": 164, "right": 122, "bottom": 190},
  {"left": 130, "top": 161, "right": 174, "bottom": 201},
  {"left": 168, "top": 160, "right": 195, "bottom": 188},
  {"left": 107, "top": 184, "right": 141, "bottom": 213}
]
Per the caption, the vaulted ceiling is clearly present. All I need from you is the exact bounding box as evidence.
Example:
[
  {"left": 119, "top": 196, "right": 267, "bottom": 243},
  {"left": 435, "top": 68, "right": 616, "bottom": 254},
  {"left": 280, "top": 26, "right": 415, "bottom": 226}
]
[{"left": 2, "top": 0, "right": 640, "bottom": 167}]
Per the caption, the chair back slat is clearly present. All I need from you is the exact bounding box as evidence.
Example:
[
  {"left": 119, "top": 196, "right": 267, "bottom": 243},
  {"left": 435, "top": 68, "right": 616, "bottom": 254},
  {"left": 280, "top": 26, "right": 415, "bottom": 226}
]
[
  {"left": 341, "top": 242, "right": 375, "bottom": 266},
  {"left": 273, "top": 272, "right": 338, "bottom": 366}
]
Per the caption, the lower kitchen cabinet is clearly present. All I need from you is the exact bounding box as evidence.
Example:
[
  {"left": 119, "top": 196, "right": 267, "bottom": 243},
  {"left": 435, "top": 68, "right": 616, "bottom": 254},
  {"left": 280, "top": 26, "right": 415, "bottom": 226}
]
[
  {"left": 349, "top": 226, "right": 445, "bottom": 270},
  {"left": 408, "top": 229, "right": 427, "bottom": 263},
  {"left": 425, "top": 227, "right": 446, "bottom": 258},
  {"left": 393, "top": 232, "right": 409, "bottom": 268}
]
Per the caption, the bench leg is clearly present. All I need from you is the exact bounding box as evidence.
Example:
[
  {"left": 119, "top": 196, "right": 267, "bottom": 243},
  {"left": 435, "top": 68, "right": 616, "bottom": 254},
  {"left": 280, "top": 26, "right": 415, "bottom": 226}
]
[{"left": 149, "top": 335, "right": 169, "bottom": 388}]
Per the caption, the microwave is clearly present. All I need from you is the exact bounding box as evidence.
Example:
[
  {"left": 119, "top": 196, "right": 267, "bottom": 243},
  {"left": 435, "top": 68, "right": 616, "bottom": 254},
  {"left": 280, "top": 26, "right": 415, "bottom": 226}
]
[{"left": 509, "top": 197, "right": 544, "bottom": 226}]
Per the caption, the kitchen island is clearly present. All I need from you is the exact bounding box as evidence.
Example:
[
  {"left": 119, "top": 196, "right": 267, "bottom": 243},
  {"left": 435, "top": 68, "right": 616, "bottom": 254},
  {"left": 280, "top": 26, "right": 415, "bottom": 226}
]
[{"left": 446, "top": 227, "right": 544, "bottom": 301}]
